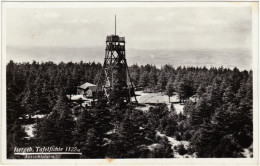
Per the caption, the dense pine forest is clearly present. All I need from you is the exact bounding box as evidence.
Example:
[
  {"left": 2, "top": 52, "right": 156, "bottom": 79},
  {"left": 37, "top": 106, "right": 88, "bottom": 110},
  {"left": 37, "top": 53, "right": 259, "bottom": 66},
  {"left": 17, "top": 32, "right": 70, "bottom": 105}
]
[{"left": 7, "top": 60, "right": 253, "bottom": 158}]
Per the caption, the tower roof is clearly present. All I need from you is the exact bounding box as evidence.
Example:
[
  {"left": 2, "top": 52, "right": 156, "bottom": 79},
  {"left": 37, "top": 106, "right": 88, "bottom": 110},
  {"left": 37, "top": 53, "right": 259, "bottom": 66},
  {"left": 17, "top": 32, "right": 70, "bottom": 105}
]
[{"left": 106, "top": 35, "right": 125, "bottom": 42}]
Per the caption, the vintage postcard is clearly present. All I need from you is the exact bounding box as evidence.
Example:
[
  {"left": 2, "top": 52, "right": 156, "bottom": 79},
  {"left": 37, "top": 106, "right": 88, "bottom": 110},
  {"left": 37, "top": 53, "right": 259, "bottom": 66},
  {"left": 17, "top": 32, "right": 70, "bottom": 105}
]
[{"left": 1, "top": 1, "right": 259, "bottom": 165}]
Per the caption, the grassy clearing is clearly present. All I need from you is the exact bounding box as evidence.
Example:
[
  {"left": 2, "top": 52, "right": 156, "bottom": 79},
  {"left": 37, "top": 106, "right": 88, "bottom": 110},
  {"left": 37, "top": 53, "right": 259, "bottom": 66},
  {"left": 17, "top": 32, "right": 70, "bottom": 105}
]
[{"left": 133, "top": 91, "right": 184, "bottom": 114}]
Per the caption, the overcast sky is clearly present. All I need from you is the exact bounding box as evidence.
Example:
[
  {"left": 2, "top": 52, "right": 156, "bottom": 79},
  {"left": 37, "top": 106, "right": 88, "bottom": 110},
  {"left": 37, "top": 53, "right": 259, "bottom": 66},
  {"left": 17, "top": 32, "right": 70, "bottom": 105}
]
[{"left": 5, "top": 5, "right": 252, "bottom": 70}]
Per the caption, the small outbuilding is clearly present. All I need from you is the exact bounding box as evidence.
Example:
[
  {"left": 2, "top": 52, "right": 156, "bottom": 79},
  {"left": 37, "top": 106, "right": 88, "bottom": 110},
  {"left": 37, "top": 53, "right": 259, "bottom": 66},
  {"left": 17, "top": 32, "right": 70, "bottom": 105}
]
[{"left": 77, "top": 82, "right": 98, "bottom": 98}]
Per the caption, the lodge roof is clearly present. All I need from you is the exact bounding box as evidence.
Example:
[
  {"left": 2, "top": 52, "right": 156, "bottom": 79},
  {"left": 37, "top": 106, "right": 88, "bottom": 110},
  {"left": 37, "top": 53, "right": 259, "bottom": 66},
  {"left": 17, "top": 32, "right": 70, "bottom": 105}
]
[{"left": 78, "top": 82, "right": 96, "bottom": 89}]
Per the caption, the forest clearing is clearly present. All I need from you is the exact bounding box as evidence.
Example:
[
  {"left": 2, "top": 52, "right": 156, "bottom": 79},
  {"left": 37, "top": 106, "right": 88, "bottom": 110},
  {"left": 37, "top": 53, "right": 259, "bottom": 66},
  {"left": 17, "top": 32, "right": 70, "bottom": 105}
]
[{"left": 134, "top": 91, "right": 185, "bottom": 114}]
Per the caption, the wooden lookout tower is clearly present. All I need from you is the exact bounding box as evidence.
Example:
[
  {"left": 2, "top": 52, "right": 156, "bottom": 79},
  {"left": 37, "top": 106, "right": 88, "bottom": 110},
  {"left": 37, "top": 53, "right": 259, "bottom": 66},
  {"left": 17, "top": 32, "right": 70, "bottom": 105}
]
[{"left": 95, "top": 15, "right": 137, "bottom": 105}]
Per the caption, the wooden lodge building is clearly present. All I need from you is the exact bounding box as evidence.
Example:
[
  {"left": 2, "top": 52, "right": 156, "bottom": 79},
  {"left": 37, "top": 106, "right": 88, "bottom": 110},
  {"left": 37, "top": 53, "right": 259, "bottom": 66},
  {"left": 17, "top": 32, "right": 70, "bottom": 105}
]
[{"left": 77, "top": 82, "right": 98, "bottom": 98}]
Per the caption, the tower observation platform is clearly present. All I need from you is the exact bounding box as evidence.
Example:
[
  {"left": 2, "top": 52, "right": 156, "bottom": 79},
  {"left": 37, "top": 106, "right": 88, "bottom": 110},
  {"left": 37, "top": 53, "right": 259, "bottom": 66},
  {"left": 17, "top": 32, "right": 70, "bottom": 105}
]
[{"left": 106, "top": 35, "right": 125, "bottom": 51}]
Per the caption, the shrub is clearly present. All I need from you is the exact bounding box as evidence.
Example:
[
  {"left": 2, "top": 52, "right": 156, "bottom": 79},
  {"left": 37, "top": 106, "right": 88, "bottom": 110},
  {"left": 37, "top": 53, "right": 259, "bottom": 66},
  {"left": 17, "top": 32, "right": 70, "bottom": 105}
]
[
  {"left": 175, "top": 132, "right": 182, "bottom": 141},
  {"left": 177, "top": 144, "right": 187, "bottom": 155},
  {"left": 183, "top": 131, "right": 192, "bottom": 141}
]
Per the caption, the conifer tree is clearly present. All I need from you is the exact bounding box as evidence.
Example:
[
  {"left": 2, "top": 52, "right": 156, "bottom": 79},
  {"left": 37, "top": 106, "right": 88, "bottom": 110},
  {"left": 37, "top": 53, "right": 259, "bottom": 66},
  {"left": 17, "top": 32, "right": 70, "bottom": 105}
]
[
  {"left": 149, "top": 68, "right": 158, "bottom": 90},
  {"left": 158, "top": 71, "right": 167, "bottom": 92},
  {"left": 166, "top": 82, "right": 174, "bottom": 103},
  {"left": 138, "top": 71, "right": 149, "bottom": 90}
]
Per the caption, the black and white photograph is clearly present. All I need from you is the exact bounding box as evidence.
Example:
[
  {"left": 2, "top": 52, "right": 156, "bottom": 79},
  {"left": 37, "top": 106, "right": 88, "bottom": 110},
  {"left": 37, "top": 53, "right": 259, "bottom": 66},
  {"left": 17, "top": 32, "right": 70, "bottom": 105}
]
[{"left": 1, "top": 1, "right": 259, "bottom": 165}]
